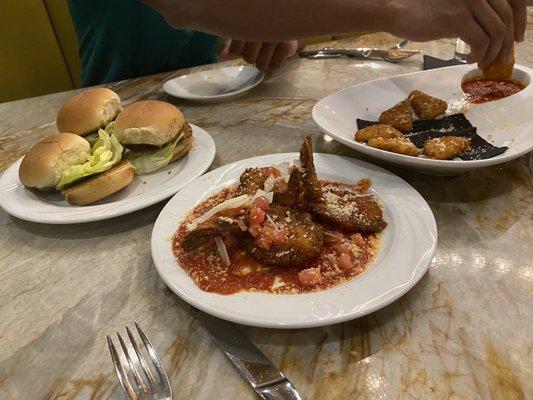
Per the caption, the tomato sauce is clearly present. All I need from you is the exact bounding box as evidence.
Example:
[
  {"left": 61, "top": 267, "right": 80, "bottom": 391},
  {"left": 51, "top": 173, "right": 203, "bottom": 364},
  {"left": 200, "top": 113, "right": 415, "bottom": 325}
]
[
  {"left": 462, "top": 79, "right": 525, "bottom": 103},
  {"left": 172, "top": 183, "right": 382, "bottom": 295}
]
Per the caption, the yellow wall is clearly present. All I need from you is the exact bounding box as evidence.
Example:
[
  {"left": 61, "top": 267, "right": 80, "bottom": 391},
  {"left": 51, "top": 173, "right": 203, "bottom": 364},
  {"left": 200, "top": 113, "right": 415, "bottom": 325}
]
[{"left": 0, "top": 0, "right": 80, "bottom": 103}]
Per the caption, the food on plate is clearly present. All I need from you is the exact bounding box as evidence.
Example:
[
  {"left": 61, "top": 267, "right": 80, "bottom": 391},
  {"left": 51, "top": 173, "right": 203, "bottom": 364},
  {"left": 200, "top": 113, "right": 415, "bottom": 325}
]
[
  {"left": 461, "top": 79, "right": 525, "bottom": 104},
  {"left": 355, "top": 124, "right": 402, "bottom": 142},
  {"left": 114, "top": 100, "right": 193, "bottom": 174},
  {"left": 378, "top": 99, "right": 413, "bottom": 133},
  {"left": 18, "top": 130, "right": 128, "bottom": 205},
  {"left": 408, "top": 90, "right": 447, "bottom": 120},
  {"left": 367, "top": 137, "right": 419, "bottom": 157},
  {"left": 423, "top": 136, "right": 471, "bottom": 160},
  {"left": 483, "top": 46, "right": 514, "bottom": 81},
  {"left": 173, "top": 136, "right": 386, "bottom": 294},
  {"left": 56, "top": 88, "right": 121, "bottom": 139},
  {"left": 63, "top": 161, "right": 135, "bottom": 205}
]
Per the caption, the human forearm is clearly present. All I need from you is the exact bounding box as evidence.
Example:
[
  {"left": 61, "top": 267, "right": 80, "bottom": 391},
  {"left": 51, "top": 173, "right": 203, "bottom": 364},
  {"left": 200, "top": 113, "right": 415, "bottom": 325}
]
[{"left": 142, "top": 0, "right": 388, "bottom": 41}]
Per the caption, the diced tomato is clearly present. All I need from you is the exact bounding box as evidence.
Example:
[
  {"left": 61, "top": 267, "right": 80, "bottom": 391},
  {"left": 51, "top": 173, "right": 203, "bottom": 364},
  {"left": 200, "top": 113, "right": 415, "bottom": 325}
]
[
  {"left": 337, "top": 253, "right": 353, "bottom": 271},
  {"left": 248, "top": 224, "right": 262, "bottom": 237},
  {"left": 271, "top": 226, "right": 288, "bottom": 246},
  {"left": 254, "top": 232, "right": 273, "bottom": 250},
  {"left": 250, "top": 207, "right": 266, "bottom": 226},
  {"left": 268, "top": 167, "right": 281, "bottom": 177},
  {"left": 252, "top": 196, "right": 270, "bottom": 211},
  {"left": 334, "top": 241, "right": 351, "bottom": 255},
  {"left": 298, "top": 267, "right": 323, "bottom": 287}
]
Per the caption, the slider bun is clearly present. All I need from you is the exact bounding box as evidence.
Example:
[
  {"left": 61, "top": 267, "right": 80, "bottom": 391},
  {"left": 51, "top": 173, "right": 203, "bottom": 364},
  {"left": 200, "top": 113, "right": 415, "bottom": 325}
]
[
  {"left": 114, "top": 100, "right": 185, "bottom": 147},
  {"left": 18, "top": 133, "right": 91, "bottom": 190},
  {"left": 63, "top": 161, "right": 135, "bottom": 205},
  {"left": 57, "top": 88, "right": 121, "bottom": 136},
  {"left": 170, "top": 123, "right": 193, "bottom": 162}
]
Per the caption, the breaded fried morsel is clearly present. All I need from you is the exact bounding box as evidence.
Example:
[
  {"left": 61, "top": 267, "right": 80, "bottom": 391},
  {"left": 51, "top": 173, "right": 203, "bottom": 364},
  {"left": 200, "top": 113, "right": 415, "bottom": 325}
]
[
  {"left": 300, "top": 136, "right": 322, "bottom": 202},
  {"left": 235, "top": 166, "right": 280, "bottom": 196},
  {"left": 355, "top": 124, "right": 403, "bottom": 143},
  {"left": 243, "top": 205, "right": 324, "bottom": 267},
  {"left": 483, "top": 46, "right": 514, "bottom": 80},
  {"left": 181, "top": 211, "right": 246, "bottom": 251},
  {"left": 313, "top": 184, "right": 387, "bottom": 233},
  {"left": 409, "top": 90, "right": 447, "bottom": 120},
  {"left": 378, "top": 99, "right": 413, "bottom": 133},
  {"left": 423, "top": 136, "right": 470, "bottom": 160},
  {"left": 274, "top": 167, "right": 302, "bottom": 207},
  {"left": 367, "top": 137, "right": 419, "bottom": 157}
]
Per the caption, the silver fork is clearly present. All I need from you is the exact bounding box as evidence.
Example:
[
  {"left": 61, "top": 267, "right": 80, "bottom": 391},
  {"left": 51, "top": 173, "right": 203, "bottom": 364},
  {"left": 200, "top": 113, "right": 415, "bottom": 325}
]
[{"left": 107, "top": 322, "right": 172, "bottom": 400}]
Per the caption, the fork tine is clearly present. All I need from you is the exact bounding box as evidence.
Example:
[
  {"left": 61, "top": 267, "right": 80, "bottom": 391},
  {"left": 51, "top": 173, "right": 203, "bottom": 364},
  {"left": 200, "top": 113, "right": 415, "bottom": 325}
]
[
  {"left": 134, "top": 321, "right": 169, "bottom": 383},
  {"left": 107, "top": 335, "right": 137, "bottom": 400},
  {"left": 126, "top": 325, "right": 157, "bottom": 385},
  {"left": 117, "top": 331, "right": 149, "bottom": 394}
]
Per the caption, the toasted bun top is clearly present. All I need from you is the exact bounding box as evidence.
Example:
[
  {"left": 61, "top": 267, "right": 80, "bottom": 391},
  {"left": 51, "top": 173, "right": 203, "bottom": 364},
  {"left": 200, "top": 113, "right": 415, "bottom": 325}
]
[
  {"left": 18, "top": 133, "right": 91, "bottom": 190},
  {"left": 57, "top": 88, "right": 121, "bottom": 136},
  {"left": 114, "top": 100, "right": 185, "bottom": 147}
]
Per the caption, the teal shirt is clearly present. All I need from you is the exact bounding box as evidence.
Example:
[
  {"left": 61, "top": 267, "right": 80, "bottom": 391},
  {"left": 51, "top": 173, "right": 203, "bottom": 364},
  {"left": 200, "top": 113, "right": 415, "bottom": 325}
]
[{"left": 68, "top": 0, "right": 220, "bottom": 86}]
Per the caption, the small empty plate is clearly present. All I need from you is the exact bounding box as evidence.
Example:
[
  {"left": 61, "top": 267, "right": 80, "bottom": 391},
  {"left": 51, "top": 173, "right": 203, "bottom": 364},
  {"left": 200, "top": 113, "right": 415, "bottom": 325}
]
[{"left": 163, "top": 66, "right": 264, "bottom": 103}]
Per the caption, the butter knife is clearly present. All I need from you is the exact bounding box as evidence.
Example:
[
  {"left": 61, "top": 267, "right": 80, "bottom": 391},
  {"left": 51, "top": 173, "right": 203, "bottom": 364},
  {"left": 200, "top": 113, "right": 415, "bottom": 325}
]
[
  {"left": 193, "top": 309, "right": 302, "bottom": 400},
  {"left": 298, "top": 47, "right": 421, "bottom": 62}
]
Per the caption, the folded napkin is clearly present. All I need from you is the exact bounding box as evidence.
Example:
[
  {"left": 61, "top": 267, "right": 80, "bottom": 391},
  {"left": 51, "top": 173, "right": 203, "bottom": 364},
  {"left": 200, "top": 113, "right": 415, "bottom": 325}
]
[{"left": 423, "top": 55, "right": 465, "bottom": 70}]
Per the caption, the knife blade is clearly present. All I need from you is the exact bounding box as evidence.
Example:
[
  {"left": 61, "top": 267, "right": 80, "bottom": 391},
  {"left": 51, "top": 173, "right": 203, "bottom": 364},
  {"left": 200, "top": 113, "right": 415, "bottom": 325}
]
[
  {"left": 193, "top": 309, "right": 302, "bottom": 400},
  {"left": 298, "top": 47, "right": 420, "bottom": 60}
]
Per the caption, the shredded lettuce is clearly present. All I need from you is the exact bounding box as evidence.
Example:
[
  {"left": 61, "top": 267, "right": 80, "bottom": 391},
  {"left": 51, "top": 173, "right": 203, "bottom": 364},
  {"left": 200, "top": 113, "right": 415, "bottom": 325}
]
[
  {"left": 124, "top": 132, "right": 184, "bottom": 175},
  {"left": 56, "top": 129, "right": 123, "bottom": 190}
]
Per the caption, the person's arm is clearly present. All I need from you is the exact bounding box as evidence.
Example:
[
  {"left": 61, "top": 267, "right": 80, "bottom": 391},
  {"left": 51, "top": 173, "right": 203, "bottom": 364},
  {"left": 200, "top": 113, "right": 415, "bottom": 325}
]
[{"left": 143, "top": 0, "right": 527, "bottom": 68}]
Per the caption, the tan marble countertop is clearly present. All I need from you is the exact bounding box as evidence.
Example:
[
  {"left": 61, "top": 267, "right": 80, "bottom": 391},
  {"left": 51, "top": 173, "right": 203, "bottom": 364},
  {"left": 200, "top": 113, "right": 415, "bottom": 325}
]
[{"left": 1, "top": 24, "right": 532, "bottom": 399}]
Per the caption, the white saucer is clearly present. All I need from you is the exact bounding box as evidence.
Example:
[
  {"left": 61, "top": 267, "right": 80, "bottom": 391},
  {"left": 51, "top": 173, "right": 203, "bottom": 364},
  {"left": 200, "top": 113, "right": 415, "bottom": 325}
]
[
  {"left": 163, "top": 66, "right": 264, "bottom": 103},
  {"left": 151, "top": 153, "right": 437, "bottom": 328},
  {"left": 0, "top": 125, "right": 216, "bottom": 224},
  {"left": 313, "top": 64, "right": 533, "bottom": 175}
]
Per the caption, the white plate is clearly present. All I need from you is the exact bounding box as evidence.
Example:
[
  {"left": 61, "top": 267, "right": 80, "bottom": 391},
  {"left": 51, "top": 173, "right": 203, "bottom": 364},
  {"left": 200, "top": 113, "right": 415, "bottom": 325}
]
[
  {"left": 0, "top": 125, "right": 216, "bottom": 224},
  {"left": 151, "top": 153, "right": 437, "bottom": 328},
  {"left": 313, "top": 64, "right": 533, "bottom": 175},
  {"left": 163, "top": 66, "right": 264, "bottom": 103}
]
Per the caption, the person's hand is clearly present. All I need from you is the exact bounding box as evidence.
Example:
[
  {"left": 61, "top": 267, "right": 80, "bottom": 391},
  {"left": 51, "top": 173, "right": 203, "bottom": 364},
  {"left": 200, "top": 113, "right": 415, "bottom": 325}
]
[
  {"left": 221, "top": 40, "right": 299, "bottom": 71},
  {"left": 387, "top": 0, "right": 526, "bottom": 68}
]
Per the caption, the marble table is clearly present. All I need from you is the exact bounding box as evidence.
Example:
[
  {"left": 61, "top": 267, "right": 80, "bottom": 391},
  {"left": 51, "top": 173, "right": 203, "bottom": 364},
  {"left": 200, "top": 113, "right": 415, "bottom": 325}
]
[{"left": 1, "top": 27, "right": 532, "bottom": 399}]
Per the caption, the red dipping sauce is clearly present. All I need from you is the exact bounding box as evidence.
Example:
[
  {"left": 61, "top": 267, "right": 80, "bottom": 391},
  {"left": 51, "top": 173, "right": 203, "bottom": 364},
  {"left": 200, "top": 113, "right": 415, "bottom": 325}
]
[{"left": 462, "top": 79, "right": 525, "bottom": 103}]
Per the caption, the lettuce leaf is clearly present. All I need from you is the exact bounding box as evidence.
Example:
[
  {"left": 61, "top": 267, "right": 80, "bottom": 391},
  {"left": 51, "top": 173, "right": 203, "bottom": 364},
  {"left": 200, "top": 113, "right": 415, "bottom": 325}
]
[
  {"left": 56, "top": 129, "right": 123, "bottom": 190},
  {"left": 124, "top": 132, "right": 184, "bottom": 175}
]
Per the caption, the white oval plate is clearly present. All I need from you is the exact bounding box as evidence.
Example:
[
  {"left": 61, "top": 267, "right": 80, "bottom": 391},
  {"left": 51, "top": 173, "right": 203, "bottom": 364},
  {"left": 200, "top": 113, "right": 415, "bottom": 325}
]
[
  {"left": 163, "top": 66, "right": 264, "bottom": 103},
  {"left": 0, "top": 124, "right": 216, "bottom": 224},
  {"left": 151, "top": 153, "right": 437, "bottom": 328},
  {"left": 313, "top": 64, "right": 533, "bottom": 175}
]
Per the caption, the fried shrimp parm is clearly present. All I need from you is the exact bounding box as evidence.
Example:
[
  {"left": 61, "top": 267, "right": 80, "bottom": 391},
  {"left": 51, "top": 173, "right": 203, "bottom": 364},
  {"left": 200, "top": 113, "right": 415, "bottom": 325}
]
[
  {"left": 378, "top": 99, "right": 413, "bottom": 133},
  {"left": 423, "top": 136, "right": 470, "bottom": 160},
  {"left": 300, "top": 135, "right": 386, "bottom": 233},
  {"left": 367, "top": 137, "right": 419, "bottom": 157},
  {"left": 409, "top": 90, "right": 448, "bottom": 120},
  {"left": 235, "top": 166, "right": 280, "bottom": 196},
  {"left": 243, "top": 205, "right": 324, "bottom": 267},
  {"left": 355, "top": 124, "right": 403, "bottom": 143}
]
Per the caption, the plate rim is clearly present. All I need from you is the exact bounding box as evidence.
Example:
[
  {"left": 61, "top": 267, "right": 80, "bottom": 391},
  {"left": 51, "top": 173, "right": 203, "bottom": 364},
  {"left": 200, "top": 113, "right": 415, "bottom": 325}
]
[
  {"left": 151, "top": 152, "right": 438, "bottom": 328},
  {"left": 312, "top": 63, "right": 533, "bottom": 171},
  {"left": 163, "top": 66, "right": 264, "bottom": 101},
  {"left": 0, "top": 124, "right": 216, "bottom": 224}
]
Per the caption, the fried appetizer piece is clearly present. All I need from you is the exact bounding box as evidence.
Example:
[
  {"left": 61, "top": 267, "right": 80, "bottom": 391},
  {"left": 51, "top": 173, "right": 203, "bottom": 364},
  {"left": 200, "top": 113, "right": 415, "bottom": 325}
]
[
  {"left": 300, "top": 136, "right": 322, "bottom": 202},
  {"left": 409, "top": 90, "right": 448, "bottom": 120},
  {"left": 378, "top": 99, "right": 413, "bottom": 133},
  {"left": 235, "top": 166, "right": 280, "bottom": 196},
  {"left": 300, "top": 135, "right": 386, "bottom": 233},
  {"left": 483, "top": 46, "right": 514, "bottom": 80},
  {"left": 181, "top": 210, "right": 247, "bottom": 251},
  {"left": 367, "top": 137, "right": 419, "bottom": 157},
  {"left": 243, "top": 205, "right": 324, "bottom": 267},
  {"left": 274, "top": 167, "right": 302, "bottom": 207},
  {"left": 312, "top": 184, "right": 387, "bottom": 233},
  {"left": 423, "top": 136, "right": 471, "bottom": 160},
  {"left": 355, "top": 124, "right": 403, "bottom": 143}
]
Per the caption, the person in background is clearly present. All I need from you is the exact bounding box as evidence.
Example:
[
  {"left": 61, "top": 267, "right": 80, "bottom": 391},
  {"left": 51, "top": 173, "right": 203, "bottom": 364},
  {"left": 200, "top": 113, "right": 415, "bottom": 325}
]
[
  {"left": 68, "top": 0, "right": 300, "bottom": 86},
  {"left": 70, "top": 0, "right": 527, "bottom": 87}
]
